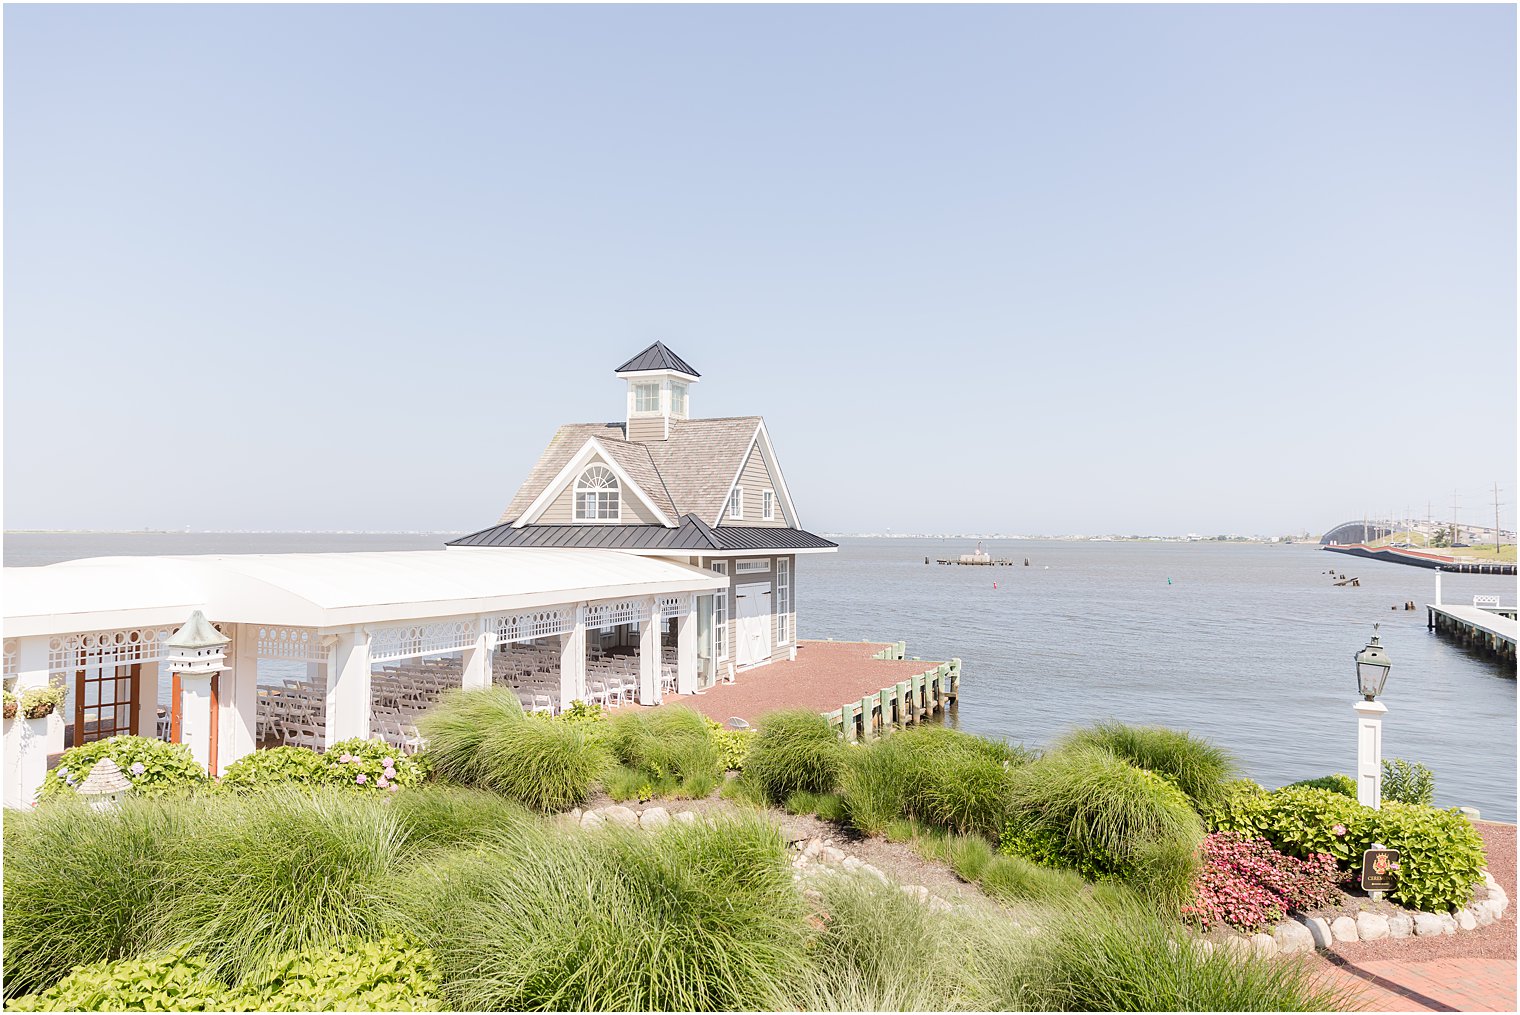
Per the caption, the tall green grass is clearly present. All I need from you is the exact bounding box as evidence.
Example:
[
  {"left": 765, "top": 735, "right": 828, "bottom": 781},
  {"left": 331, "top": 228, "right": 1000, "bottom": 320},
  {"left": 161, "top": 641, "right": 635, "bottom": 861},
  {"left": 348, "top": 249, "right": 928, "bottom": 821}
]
[
  {"left": 2, "top": 798, "right": 191, "bottom": 998},
  {"left": 387, "top": 812, "right": 806, "bottom": 1011},
  {"left": 742, "top": 709, "right": 846, "bottom": 804},
  {"left": 1005, "top": 746, "right": 1202, "bottom": 908},
  {"left": 421, "top": 688, "right": 606, "bottom": 811},
  {"left": 1060, "top": 722, "right": 1236, "bottom": 810},
  {"left": 150, "top": 790, "right": 406, "bottom": 982},
  {"left": 605, "top": 706, "right": 721, "bottom": 798},
  {"left": 842, "top": 726, "right": 1033, "bottom": 837},
  {"left": 388, "top": 784, "right": 541, "bottom": 853}
]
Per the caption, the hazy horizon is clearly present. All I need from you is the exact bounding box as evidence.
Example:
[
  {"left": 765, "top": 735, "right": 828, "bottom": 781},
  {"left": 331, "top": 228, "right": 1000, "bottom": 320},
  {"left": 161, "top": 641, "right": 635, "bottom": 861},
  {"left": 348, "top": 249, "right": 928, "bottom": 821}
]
[{"left": 5, "top": 5, "right": 1514, "bottom": 536}]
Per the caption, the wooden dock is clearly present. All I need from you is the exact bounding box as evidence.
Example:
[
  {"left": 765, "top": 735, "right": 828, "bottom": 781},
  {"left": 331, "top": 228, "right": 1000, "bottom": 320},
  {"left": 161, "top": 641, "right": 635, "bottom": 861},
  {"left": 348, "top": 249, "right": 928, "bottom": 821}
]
[
  {"left": 665, "top": 639, "right": 960, "bottom": 739},
  {"left": 1427, "top": 603, "right": 1517, "bottom": 664}
]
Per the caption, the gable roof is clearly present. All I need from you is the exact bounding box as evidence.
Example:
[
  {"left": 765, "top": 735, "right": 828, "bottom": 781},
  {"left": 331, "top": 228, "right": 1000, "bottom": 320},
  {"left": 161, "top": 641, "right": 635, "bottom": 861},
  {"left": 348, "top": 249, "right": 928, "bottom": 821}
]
[
  {"left": 502, "top": 417, "right": 766, "bottom": 527},
  {"left": 451, "top": 515, "right": 838, "bottom": 553},
  {"left": 614, "top": 341, "right": 700, "bottom": 377}
]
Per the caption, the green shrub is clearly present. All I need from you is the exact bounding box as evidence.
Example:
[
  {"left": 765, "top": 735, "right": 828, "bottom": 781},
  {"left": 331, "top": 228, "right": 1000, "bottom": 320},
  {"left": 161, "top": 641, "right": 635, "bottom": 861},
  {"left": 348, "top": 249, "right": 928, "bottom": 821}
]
[
  {"left": 421, "top": 689, "right": 605, "bottom": 811},
  {"left": 1202, "top": 778, "right": 1272, "bottom": 835},
  {"left": 7, "top": 937, "right": 442, "bottom": 1012},
  {"left": 841, "top": 726, "right": 1031, "bottom": 837},
  {"left": 230, "top": 935, "right": 441, "bottom": 1011},
  {"left": 1003, "top": 746, "right": 1202, "bottom": 907},
  {"left": 41, "top": 736, "right": 207, "bottom": 802},
  {"left": 151, "top": 790, "right": 406, "bottom": 982},
  {"left": 3, "top": 798, "right": 191, "bottom": 998},
  {"left": 606, "top": 707, "right": 721, "bottom": 797},
  {"left": 1060, "top": 722, "right": 1236, "bottom": 810},
  {"left": 1382, "top": 758, "right": 1435, "bottom": 807},
  {"left": 1244, "top": 786, "right": 1373, "bottom": 865},
  {"left": 5, "top": 947, "right": 229, "bottom": 1012},
  {"left": 705, "top": 716, "right": 756, "bottom": 770},
  {"left": 216, "top": 739, "right": 423, "bottom": 794},
  {"left": 389, "top": 811, "right": 806, "bottom": 1011},
  {"left": 743, "top": 710, "right": 845, "bottom": 804},
  {"left": 1369, "top": 802, "right": 1485, "bottom": 912},
  {"left": 1284, "top": 774, "right": 1357, "bottom": 798}
]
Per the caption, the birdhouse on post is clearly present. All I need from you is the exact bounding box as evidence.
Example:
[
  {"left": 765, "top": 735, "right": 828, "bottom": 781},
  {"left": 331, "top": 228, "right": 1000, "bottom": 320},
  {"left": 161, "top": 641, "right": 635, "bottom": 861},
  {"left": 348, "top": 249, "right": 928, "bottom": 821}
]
[
  {"left": 164, "top": 611, "right": 229, "bottom": 776},
  {"left": 76, "top": 756, "right": 133, "bottom": 812}
]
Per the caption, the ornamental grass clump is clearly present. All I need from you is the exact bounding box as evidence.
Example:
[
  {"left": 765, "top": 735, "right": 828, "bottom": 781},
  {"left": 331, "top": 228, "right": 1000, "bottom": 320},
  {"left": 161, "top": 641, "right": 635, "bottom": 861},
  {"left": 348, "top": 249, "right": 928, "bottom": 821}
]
[
  {"left": 421, "top": 688, "right": 605, "bottom": 811},
  {"left": 389, "top": 811, "right": 806, "bottom": 1011},
  {"left": 605, "top": 706, "right": 722, "bottom": 798},
  {"left": 150, "top": 789, "right": 407, "bottom": 983},
  {"left": 841, "top": 725, "right": 1033, "bottom": 837},
  {"left": 1182, "top": 832, "right": 1343, "bottom": 932},
  {"left": 388, "top": 785, "right": 540, "bottom": 853},
  {"left": 1002, "top": 745, "right": 1203, "bottom": 907},
  {"left": 2, "top": 797, "right": 193, "bottom": 999},
  {"left": 1060, "top": 722, "right": 1236, "bottom": 810},
  {"left": 743, "top": 709, "right": 846, "bottom": 804}
]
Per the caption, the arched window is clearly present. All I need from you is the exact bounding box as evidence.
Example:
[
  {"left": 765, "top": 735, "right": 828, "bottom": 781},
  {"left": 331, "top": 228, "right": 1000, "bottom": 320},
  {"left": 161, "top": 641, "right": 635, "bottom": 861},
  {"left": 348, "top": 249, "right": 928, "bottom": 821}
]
[{"left": 574, "top": 465, "right": 620, "bottom": 521}]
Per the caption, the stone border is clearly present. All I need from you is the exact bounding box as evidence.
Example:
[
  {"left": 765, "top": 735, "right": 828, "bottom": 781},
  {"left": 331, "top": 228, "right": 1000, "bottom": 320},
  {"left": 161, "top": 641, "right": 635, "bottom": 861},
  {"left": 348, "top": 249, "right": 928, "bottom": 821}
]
[{"left": 1214, "top": 871, "right": 1509, "bottom": 958}]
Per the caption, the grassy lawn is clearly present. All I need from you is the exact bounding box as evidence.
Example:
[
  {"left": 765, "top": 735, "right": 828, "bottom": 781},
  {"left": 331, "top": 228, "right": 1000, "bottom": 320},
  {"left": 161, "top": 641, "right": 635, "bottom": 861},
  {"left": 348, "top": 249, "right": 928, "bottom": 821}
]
[{"left": 1368, "top": 533, "right": 1516, "bottom": 563}]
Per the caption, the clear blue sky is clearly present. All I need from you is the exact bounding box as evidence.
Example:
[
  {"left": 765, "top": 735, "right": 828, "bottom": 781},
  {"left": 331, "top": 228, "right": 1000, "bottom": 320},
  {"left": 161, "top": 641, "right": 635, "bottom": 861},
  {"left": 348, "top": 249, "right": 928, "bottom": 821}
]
[{"left": 5, "top": 4, "right": 1514, "bottom": 535}]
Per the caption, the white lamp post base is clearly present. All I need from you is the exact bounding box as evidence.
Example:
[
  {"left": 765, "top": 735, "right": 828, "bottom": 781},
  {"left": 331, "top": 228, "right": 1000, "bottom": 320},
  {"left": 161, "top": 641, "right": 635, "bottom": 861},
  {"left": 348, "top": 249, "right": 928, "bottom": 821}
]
[{"left": 1354, "top": 699, "right": 1387, "bottom": 809}]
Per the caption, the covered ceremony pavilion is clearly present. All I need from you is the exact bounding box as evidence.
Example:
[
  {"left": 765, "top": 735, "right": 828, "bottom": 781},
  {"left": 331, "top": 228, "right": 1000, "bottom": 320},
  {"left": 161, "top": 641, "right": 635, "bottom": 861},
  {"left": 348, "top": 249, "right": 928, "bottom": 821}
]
[{"left": 2, "top": 548, "right": 725, "bottom": 806}]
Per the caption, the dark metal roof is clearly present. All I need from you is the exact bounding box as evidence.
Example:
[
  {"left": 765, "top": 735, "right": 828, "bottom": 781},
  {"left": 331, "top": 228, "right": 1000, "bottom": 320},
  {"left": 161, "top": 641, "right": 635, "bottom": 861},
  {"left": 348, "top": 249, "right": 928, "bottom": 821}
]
[
  {"left": 614, "top": 341, "right": 700, "bottom": 378},
  {"left": 448, "top": 514, "right": 835, "bottom": 552}
]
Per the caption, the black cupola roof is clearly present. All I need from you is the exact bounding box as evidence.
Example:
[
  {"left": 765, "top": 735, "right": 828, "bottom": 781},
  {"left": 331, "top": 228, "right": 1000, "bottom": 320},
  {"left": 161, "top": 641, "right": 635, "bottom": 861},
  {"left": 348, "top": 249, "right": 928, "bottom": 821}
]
[{"left": 614, "top": 341, "right": 700, "bottom": 378}]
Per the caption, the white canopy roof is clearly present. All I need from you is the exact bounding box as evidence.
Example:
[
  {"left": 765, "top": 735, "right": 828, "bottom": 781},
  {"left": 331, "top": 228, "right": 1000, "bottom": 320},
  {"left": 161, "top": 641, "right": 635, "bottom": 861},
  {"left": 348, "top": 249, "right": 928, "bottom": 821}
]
[{"left": 4, "top": 548, "right": 726, "bottom": 637}]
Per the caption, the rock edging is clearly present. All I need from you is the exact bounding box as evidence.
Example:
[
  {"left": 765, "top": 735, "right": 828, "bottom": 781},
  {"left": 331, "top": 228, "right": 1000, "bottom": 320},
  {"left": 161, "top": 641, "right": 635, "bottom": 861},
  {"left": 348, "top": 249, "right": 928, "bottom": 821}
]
[{"left": 1217, "top": 871, "right": 1508, "bottom": 958}]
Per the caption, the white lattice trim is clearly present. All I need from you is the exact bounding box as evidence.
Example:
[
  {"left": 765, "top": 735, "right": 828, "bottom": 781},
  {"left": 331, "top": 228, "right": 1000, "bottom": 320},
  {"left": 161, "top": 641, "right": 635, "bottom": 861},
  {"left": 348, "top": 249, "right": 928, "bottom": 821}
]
[
  {"left": 487, "top": 608, "right": 573, "bottom": 646},
  {"left": 656, "top": 595, "right": 687, "bottom": 621},
  {"left": 583, "top": 599, "right": 648, "bottom": 630},
  {"left": 256, "top": 626, "right": 325, "bottom": 663},
  {"left": 48, "top": 628, "right": 176, "bottom": 671},
  {"left": 3, "top": 639, "right": 16, "bottom": 678},
  {"left": 370, "top": 618, "right": 478, "bottom": 663}
]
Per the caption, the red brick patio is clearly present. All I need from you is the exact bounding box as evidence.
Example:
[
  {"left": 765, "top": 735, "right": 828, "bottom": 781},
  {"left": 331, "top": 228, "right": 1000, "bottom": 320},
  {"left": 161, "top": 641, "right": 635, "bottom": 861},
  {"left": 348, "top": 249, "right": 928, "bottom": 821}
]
[{"left": 665, "top": 639, "right": 947, "bottom": 726}]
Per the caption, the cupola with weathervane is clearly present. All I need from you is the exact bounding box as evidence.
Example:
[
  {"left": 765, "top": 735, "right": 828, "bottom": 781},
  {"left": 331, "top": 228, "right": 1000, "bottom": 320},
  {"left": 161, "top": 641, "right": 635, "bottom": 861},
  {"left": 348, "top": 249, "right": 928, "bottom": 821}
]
[{"left": 615, "top": 342, "right": 700, "bottom": 443}]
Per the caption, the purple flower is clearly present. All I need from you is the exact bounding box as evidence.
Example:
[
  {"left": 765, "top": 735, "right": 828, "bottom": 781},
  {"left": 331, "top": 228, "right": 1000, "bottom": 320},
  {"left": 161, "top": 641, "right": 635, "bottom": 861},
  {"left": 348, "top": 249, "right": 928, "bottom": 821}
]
[
  {"left": 56, "top": 767, "right": 68, "bottom": 781},
  {"left": 130, "top": 762, "right": 146, "bottom": 776},
  {"left": 377, "top": 775, "right": 390, "bottom": 789},
  {"left": 387, "top": 783, "right": 398, "bottom": 792},
  {"left": 383, "top": 757, "right": 395, "bottom": 768},
  {"left": 1332, "top": 824, "right": 1347, "bottom": 837},
  {"left": 355, "top": 773, "right": 367, "bottom": 785},
  {"left": 339, "top": 753, "right": 354, "bottom": 764}
]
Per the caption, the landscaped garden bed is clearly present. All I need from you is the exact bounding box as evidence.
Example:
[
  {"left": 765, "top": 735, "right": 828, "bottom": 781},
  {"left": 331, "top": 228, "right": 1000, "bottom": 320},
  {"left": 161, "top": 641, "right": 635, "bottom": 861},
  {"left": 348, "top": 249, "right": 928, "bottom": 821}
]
[{"left": 4, "top": 688, "right": 1498, "bottom": 1012}]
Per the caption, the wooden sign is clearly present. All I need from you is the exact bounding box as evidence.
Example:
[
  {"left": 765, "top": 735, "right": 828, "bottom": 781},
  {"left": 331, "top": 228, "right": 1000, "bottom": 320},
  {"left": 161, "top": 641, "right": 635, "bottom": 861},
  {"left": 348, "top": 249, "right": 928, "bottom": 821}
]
[{"left": 1361, "top": 848, "right": 1401, "bottom": 893}]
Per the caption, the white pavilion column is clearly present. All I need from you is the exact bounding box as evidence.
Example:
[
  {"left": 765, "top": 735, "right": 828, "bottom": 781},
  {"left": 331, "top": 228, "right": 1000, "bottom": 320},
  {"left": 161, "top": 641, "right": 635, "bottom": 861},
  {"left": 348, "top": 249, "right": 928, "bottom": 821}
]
[
  {"left": 638, "top": 597, "right": 661, "bottom": 706},
  {"left": 1354, "top": 699, "right": 1387, "bottom": 810},
  {"left": 219, "top": 624, "right": 260, "bottom": 769},
  {"left": 324, "top": 629, "right": 373, "bottom": 748},
  {"left": 462, "top": 624, "right": 493, "bottom": 691},
  {"left": 676, "top": 595, "right": 698, "bottom": 695},
  {"left": 559, "top": 609, "right": 587, "bottom": 706},
  {"left": 5, "top": 636, "right": 58, "bottom": 808},
  {"left": 135, "top": 660, "right": 160, "bottom": 741}
]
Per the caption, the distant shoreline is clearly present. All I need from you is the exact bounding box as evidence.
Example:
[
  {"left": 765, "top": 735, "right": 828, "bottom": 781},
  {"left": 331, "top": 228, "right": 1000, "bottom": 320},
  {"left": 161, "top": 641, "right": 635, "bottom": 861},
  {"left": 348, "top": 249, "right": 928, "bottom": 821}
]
[{"left": 4, "top": 529, "right": 467, "bottom": 536}]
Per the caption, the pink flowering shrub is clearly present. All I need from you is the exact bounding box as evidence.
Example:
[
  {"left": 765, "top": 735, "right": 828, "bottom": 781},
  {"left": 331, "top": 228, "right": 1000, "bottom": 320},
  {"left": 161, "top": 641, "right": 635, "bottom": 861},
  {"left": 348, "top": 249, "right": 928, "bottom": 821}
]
[{"left": 1182, "top": 831, "right": 1345, "bottom": 931}]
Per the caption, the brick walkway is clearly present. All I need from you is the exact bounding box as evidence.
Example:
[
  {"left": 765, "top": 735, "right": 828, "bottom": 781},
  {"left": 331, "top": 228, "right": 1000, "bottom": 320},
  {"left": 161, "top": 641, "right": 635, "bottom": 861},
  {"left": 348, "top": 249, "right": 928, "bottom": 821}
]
[{"left": 665, "top": 639, "right": 945, "bottom": 725}]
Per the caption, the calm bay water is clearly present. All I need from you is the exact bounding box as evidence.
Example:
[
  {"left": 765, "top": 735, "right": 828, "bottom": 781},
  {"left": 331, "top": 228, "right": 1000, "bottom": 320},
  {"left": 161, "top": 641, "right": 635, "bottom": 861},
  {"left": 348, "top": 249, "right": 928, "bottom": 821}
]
[{"left": 6, "top": 532, "right": 1515, "bottom": 819}]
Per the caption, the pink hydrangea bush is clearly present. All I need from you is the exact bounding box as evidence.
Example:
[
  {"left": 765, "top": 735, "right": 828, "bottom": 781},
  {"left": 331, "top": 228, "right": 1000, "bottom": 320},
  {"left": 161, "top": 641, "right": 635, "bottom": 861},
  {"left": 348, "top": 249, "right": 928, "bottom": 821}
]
[{"left": 1182, "top": 831, "right": 1345, "bottom": 931}]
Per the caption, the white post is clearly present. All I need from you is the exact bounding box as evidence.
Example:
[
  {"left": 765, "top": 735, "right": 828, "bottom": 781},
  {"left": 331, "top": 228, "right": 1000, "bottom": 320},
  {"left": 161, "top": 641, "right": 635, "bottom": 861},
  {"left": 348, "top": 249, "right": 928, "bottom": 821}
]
[
  {"left": 559, "top": 610, "right": 586, "bottom": 707},
  {"left": 176, "top": 670, "right": 217, "bottom": 772},
  {"left": 1434, "top": 568, "right": 1443, "bottom": 607},
  {"left": 462, "top": 624, "right": 492, "bottom": 691},
  {"left": 324, "top": 629, "right": 372, "bottom": 748},
  {"left": 1354, "top": 699, "right": 1387, "bottom": 810},
  {"left": 221, "top": 624, "right": 260, "bottom": 769},
  {"left": 6, "top": 636, "right": 58, "bottom": 808},
  {"left": 676, "top": 595, "right": 697, "bottom": 695},
  {"left": 136, "top": 660, "right": 160, "bottom": 741},
  {"left": 639, "top": 598, "right": 661, "bottom": 705}
]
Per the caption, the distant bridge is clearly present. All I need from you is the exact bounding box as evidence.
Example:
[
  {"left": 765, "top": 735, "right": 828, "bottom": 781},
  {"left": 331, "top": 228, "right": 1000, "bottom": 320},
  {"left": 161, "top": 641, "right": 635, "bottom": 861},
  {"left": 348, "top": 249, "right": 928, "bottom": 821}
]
[{"left": 1320, "top": 520, "right": 1395, "bottom": 546}]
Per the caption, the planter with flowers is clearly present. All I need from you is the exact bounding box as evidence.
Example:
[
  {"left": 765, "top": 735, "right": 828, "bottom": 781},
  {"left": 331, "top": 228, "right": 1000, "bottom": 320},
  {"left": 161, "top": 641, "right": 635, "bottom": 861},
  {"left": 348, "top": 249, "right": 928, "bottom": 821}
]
[
  {"left": 3, "top": 689, "right": 16, "bottom": 721},
  {"left": 18, "top": 685, "right": 67, "bottom": 721}
]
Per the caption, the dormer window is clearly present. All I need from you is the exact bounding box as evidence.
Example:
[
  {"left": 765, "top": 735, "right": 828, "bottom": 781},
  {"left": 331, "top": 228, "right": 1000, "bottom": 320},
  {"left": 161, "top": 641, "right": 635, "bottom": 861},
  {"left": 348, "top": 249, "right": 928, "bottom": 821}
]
[
  {"left": 670, "top": 382, "right": 688, "bottom": 416},
  {"left": 574, "top": 465, "right": 620, "bottom": 521},
  {"left": 727, "top": 488, "right": 743, "bottom": 520},
  {"left": 633, "top": 383, "right": 660, "bottom": 414}
]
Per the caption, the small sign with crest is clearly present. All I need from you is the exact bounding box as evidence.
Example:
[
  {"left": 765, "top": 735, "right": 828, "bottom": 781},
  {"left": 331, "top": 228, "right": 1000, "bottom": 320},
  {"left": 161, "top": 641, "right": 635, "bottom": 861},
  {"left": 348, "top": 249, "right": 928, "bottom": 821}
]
[{"left": 1361, "top": 847, "right": 1401, "bottom": 894}]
